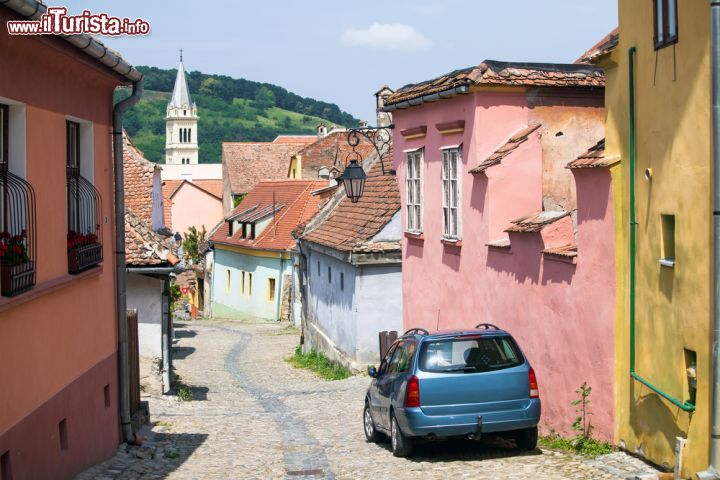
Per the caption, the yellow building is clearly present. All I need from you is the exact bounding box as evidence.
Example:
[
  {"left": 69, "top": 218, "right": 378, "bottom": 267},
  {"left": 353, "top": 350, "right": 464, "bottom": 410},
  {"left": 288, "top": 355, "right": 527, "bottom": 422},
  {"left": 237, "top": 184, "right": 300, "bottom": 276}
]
[{"left": 592, "top": 1, "right": 711, "bottom": 476}]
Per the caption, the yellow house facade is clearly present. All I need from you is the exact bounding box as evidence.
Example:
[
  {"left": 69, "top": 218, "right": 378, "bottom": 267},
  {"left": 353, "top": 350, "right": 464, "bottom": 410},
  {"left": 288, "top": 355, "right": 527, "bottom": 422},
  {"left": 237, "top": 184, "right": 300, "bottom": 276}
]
[{"left": 600, "top": 1, "right": 711, "bottom": 476}]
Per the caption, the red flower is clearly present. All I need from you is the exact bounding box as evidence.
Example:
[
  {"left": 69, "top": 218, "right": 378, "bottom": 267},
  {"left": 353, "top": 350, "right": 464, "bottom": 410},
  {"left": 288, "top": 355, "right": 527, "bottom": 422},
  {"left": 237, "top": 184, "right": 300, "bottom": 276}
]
[
  {"left": 12, "top": 245, "right": 21, "bottom": 254},
  {"left": 0, "top": 244, "right": 7, "bottom": 257}
]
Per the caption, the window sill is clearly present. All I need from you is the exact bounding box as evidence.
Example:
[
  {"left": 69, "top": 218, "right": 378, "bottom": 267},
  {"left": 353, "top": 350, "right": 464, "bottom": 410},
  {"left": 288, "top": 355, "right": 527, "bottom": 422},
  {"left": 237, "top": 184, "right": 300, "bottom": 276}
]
[
  {"left": 0, "top": 266, "right": 103, "bottom": 313},
  {"left": 441, "top": 238, "right": 462, "bottom": 247},
  {"left": 654, "top": 37, "right": 678, "bottom": 51},
  {"left": 404, "top": 231, "right": 424, "bottom": 241},
  {"left": 660, "top": 258, "right": 676, "bottom": 268}
]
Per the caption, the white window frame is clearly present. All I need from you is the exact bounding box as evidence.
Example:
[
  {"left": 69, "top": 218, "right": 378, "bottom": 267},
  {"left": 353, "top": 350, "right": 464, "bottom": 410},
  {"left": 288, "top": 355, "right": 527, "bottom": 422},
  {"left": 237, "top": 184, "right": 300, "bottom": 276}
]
[
  {"left": 405, "top": 148, "right": 423, "bottom": 233},
  {"left": 441, "top": 146, "right": 462, "bottom": 240}
]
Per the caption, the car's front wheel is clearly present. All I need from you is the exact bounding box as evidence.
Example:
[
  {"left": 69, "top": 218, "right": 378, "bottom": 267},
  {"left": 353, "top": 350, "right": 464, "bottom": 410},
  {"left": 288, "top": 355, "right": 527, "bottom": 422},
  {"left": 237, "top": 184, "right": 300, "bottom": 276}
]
[
  {"left": 363, "top": 402, "right": 383, "bottom": 443},
  {"left": 390, "top": 413, "right": 413, "bottom": 457},
  {"left": 516, "top": 426, "right": 538, "bottom": 450}
]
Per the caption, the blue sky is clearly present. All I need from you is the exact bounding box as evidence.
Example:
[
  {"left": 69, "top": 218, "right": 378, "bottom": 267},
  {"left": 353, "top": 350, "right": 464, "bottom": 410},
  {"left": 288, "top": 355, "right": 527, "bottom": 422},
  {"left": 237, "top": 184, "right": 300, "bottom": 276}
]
[{"left": 62, "top": 0, "right": 617, "bottom": 123}]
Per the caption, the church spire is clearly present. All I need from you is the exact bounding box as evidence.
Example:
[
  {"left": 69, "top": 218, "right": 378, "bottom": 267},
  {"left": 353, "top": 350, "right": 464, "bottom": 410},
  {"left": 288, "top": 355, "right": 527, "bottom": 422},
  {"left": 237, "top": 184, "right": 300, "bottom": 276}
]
[{"left": 169, "top": 52, "right": 193, "bottom": 109}]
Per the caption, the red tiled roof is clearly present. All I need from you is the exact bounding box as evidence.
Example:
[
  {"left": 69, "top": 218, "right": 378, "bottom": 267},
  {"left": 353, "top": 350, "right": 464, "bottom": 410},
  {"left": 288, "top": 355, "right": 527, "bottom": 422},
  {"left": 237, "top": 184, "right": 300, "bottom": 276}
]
[
  {"left": 123, "top": 132, "right": 159, "bottom": 226},
  {"left": 576, "top": 28, "right": 619, "bottom": 64},
  {"left": 167, "top": 179, "right": 223, "bottom": 201},
  {"left": 543, "top": 244, "right": 578, "bottom": 258},
  {"left": 161, "top": 180, "right": 183, "bottom": 230},
  {"left": 386, "top": 60, "right": 605, "bottom": 106},
  {"left": 125, "top": 209, "right": 179, "bottom": 267},
  {"left": 302, "top": 152, "right": 401, "bottom": 252},
  {"left": 505, "top": 211, "right": 570, "bottom": 233},
  {"left": 273, "top": 135, "right": 317, "bottom": 145},
  {"left": 222, "top": 141, "right": 309, "bottom": 195},
  {"left": 566, "top": 139, "right": 619, "bottom": 169},
  {"left": 192, "top": 179, "right": 223, "bottom": 198},
  {"left": 210, "top": 180, "right": 327, "bottom": 252},
  {"left": 469, "top": 124, "right": 541, "bottom": 174},
  {"left": 294, "top": 131, "right": 375, "bottom": 179}
]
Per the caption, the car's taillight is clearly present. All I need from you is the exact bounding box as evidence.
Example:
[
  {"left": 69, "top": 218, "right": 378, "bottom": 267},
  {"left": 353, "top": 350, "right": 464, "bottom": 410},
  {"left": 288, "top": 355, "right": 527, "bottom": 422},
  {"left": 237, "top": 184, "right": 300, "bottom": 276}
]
[
  {"left": 406, "top": 375, "right": 421, "bottom": 407},
  {"left": 529, "top": 367, "right": 539, "bottom": 398}
]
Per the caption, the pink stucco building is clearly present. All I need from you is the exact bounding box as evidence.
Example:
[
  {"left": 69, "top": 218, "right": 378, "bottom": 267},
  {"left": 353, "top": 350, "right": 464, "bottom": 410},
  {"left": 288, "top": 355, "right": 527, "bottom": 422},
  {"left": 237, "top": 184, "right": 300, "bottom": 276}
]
[{"left": 386, "top": 60, "right": 616, "bottom": 440}]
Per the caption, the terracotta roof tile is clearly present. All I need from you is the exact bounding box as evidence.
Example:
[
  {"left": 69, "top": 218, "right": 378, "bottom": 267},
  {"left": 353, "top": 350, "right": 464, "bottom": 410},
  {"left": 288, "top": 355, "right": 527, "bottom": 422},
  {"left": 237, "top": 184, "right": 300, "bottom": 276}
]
[
  {"left": 505, "top": 211, "right": 570, "bottom": 233},
  {"left": 294, "top": 131, "right": 375, "bottom": 179},
  {"left": 123, "top": 132, "right": 159, "bottom": 226},
  {"left": 161, "top": 179, "right": 183, "bottom": 230},
  {"left": 302, "top": 151, "right": 401, "bottom": 252},
  {"left": 222, "top": 141, "right": 309, "bottom": 195},
  {"left": 576, "top": 28, "right": 619, "bottom": 64},
  {"left": 210, "top": 180, "right": 326, "bottom": 252},
  {"left": 470, "top": 124, "right": 541, "bottom": 174},
  {"left": 386, "top": 60, "right": 604, "bottom": 107},
  {"left": 566, "top": 139, "right": 620, "bottom": 169},
  {"left": 273, "top": 135, "right": 318, "bottom": 145},
  {"left": 192, "top": 179, "right": 223, "bottom": 198},
  {"left": 486, "top": 238, "right": 511, "bottom": 249},
  {"left": 125, "top": 209, "right": 179, "bottom": 266},
  {"left": 543, "top": 244, "right": 578, "bottom": 258}
]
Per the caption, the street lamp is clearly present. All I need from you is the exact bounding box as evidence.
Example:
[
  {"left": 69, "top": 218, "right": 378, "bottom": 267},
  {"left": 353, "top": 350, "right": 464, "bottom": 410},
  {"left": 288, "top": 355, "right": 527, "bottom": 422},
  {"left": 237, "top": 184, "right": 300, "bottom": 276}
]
[
  {"left": 337, "top": 155, "right": 367, "bottom": 203},
  {"left": 337, "top": 124, "right": 394, "bottom": 202}
]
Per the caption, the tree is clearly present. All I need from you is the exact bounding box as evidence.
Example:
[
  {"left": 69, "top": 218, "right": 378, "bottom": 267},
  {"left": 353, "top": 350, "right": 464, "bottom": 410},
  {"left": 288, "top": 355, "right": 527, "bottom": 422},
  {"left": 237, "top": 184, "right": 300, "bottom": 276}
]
[
  {"left": 199, "top": 77, "right": 223, "bottom": 98},
  {"left": 182, "top": 225, "right": 206, "bottom": 265},
  {"left": 254, "top": 86, "right": 276, "bottom": 111}
]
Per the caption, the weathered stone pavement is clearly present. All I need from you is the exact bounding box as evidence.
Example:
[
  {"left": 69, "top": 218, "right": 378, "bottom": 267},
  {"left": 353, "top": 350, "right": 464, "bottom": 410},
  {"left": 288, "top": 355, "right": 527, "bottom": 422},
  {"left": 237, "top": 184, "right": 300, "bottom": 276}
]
[{"left": 77, "top": 319, "right": 660, "bottom": 479}]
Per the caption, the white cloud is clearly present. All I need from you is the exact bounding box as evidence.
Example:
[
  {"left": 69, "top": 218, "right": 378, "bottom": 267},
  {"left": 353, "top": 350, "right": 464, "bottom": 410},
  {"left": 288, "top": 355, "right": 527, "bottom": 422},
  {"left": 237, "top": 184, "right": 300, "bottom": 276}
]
[{"left": 341, "top": 23, "right": 433, "bottom": 51}]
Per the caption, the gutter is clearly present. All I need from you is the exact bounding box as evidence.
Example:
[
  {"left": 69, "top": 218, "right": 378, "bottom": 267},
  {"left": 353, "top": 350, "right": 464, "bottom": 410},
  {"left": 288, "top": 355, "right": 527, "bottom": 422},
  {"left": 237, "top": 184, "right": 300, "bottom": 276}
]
[
  {"left": 627, "top": 47, "right": 695, "bottom": 413},
  {"left": 126, "top": 266, "right": 182, "bottom": 275},
  {"left": 699, "top": 2, "right": 720, "bottom": 478},
  {"left": 382, "top": 84, "right": 470, "bottom": 112},
  {"left": 113, "top": 79, "right": 144, "bottom": 444},
  {"left": 0, "top": 0, "right": 142, "bottom": 82}
]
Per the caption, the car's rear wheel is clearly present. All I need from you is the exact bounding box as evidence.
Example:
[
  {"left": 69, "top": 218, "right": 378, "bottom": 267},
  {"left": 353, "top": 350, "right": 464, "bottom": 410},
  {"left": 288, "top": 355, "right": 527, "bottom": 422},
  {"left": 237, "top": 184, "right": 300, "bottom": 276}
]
[
  {"left": 363, "top": 402, "right": 383, "bottom": 443},
  {"left": 516, "top": 426, "right": 538, "bottom": 450},
  {"left": 390, "top": 413, "right": 413, "bottom": 457}
]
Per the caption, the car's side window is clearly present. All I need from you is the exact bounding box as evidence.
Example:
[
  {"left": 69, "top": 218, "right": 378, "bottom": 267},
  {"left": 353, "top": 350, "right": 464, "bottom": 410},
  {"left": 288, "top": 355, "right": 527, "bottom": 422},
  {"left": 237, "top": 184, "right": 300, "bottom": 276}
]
[
  {"left": 397, "top": 342, "right": 417, "bottom": 373},
  {"left": 379, "top": 343, "right": 398, "bottom": 375},
  {"left": 386, "top": 342, "right": 406, "bottom": 375}
]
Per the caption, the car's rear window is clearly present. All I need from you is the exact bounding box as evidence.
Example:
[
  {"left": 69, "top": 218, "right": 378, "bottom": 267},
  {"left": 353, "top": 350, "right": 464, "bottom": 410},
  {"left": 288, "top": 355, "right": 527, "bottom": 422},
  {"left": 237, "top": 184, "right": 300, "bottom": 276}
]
[{"left": 419, "top": 335, "right": 524, "bottom": 373}]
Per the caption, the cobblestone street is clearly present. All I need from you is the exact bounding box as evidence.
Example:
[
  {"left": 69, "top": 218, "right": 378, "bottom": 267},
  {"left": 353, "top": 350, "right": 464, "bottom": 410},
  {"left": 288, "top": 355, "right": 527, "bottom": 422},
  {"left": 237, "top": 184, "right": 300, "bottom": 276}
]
[{"left": 77, "top": 320, "right": 659, "bottom": 479}]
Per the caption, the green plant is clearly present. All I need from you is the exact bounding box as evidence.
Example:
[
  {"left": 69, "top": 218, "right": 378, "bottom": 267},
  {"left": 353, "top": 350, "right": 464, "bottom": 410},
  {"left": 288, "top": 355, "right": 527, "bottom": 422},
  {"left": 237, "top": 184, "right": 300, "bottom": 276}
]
[
  {"left": 572, "top": 382, "right": 593, "bottom": 440},
  {"left": 171, "top": 374, "right": 193, "bottom": 401},
  {"left": 163, "top": 449, "right": 180, "bottom": 459},
  {"left": 538, "top": 383, "right": 613, "bottom": 458},
  {"left": 169, "top": 283, "right": 182, "bottom": 310},
  {"left": 182, "top": 225, "right": 206, "bottom": 264},
  {"left": 287, "top": 346, "right": 351, "bottom": 381}
]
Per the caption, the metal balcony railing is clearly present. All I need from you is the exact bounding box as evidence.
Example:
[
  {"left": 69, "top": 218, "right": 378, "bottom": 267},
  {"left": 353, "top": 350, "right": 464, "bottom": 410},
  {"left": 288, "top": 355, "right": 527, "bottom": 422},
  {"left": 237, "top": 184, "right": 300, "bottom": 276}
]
[
  {"left": 0, "top": 164, "right": 37, "bottom": 296},
  {"left": 67, "top": 166, "right": 102, "bottom": 274}
]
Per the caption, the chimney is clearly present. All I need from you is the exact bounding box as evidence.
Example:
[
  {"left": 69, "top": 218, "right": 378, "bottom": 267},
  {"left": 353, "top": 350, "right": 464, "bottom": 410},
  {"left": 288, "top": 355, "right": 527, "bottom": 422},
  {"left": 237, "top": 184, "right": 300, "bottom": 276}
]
[
  {"left": 375, "top": 85, "right": 394, "bottom": 128},
  {"left": 317, "top": 123, "right": 328, "bottom": 138}
]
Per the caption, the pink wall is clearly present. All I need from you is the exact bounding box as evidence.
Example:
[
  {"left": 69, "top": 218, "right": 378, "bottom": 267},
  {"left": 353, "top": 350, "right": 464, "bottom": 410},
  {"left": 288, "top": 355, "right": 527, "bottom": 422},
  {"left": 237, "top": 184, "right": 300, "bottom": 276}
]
[
  {"left": 170, "top": 183, "right": 224, "bottom": 236},
  {"left": 392, "top": 90, "right": 615, "bottom": 440}
]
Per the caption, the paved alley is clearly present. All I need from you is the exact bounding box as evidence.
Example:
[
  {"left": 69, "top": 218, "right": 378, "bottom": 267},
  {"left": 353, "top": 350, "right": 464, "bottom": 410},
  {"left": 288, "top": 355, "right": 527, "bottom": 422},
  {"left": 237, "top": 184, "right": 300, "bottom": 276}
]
[{"left": 77, "top": 320, "right": 658, "bottom": 479}]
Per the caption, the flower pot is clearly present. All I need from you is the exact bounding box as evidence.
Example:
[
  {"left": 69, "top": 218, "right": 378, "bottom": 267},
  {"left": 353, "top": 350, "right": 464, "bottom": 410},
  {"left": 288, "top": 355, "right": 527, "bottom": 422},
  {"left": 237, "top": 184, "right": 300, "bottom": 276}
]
[
  {"left": 68, "top": 242, "right": 102, "bottom": 274},
  {"left": 1, "top": 261, "right": 36, "bottom": 297}
]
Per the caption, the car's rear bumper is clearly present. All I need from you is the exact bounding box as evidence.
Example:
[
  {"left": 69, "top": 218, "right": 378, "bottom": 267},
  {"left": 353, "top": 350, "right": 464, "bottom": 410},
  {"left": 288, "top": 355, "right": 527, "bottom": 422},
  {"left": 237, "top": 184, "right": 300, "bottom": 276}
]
[{"left": 395, "top": 399, "right": 541, "bottom": 438}]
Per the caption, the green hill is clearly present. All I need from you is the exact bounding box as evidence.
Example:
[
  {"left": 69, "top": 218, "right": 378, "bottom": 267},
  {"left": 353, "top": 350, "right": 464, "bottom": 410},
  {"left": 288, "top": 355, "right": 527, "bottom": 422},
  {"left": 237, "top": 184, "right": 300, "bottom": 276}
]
[{"left": 116, "top": 66, "right": 361, "bottom": 164}]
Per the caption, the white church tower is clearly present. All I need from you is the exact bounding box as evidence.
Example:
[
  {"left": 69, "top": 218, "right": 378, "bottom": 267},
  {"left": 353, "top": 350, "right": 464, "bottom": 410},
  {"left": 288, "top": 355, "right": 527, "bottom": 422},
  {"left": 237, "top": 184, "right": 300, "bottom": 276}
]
[{"left": 165, "top": 52, "right": 199, "bottom": 165}]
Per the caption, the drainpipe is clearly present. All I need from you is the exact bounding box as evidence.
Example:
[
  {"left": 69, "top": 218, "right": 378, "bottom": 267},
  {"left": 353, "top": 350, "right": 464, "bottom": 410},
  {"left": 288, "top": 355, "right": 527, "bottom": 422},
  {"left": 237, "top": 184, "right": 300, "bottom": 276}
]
[
  {"left": 112, "top": 79, "right": 144, "bottom": 444},
  {"left": 627, "top": 47, "right": 695, "bottom": 412},
  {"left": 700, "top": 3, "right": 720, "bottom": 479},
  {"left": 161, "top": 277, "right": 171, "bottom": 394}
]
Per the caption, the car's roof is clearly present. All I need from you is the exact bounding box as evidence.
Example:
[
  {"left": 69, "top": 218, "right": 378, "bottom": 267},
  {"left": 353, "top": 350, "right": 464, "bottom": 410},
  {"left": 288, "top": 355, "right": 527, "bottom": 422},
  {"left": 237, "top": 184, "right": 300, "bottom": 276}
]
[{"left": 402, "top": 327, "right": 511, "bottom": 341}]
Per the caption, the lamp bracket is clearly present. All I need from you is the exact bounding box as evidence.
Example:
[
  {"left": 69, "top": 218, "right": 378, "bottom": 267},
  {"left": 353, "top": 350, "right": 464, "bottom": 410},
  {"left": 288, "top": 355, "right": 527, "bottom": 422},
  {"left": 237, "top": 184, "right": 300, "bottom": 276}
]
[{"left": 346, "top": 124, "right": 395, "bottom": 175}]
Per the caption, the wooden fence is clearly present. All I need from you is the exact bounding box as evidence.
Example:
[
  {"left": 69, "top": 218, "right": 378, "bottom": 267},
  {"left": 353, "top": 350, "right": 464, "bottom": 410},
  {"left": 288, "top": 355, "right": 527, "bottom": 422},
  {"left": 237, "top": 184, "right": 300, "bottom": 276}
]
[
  {"left": 378, "top": 330, "right": 398, "bottom": 361},
  {"left": 127, "top": 309, "right": 140, "bottom": 416}
]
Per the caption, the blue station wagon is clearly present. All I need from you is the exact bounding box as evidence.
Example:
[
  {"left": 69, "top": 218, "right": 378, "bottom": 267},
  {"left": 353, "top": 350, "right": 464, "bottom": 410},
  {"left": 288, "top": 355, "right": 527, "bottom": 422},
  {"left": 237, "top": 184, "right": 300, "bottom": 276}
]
[{"left": 363, "top": 324, "right": 541, "bottom": 456}]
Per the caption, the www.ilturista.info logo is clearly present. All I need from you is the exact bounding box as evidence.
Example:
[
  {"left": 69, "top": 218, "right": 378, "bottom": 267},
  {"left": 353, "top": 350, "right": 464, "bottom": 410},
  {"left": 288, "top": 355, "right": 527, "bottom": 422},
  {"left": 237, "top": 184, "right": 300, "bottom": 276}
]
[{"left": 7, "top": 7, "right": 150, "bottom": 36}]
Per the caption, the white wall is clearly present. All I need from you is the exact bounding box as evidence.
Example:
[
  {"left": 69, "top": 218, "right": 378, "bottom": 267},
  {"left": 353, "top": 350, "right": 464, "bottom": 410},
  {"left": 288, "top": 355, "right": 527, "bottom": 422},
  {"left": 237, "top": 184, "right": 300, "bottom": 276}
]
[
  {"left": 127, "top": 273, "right": 164, "bottom": 358},
  {"left": 305, "top": 245, "right": 402, "bottom": 365}
]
